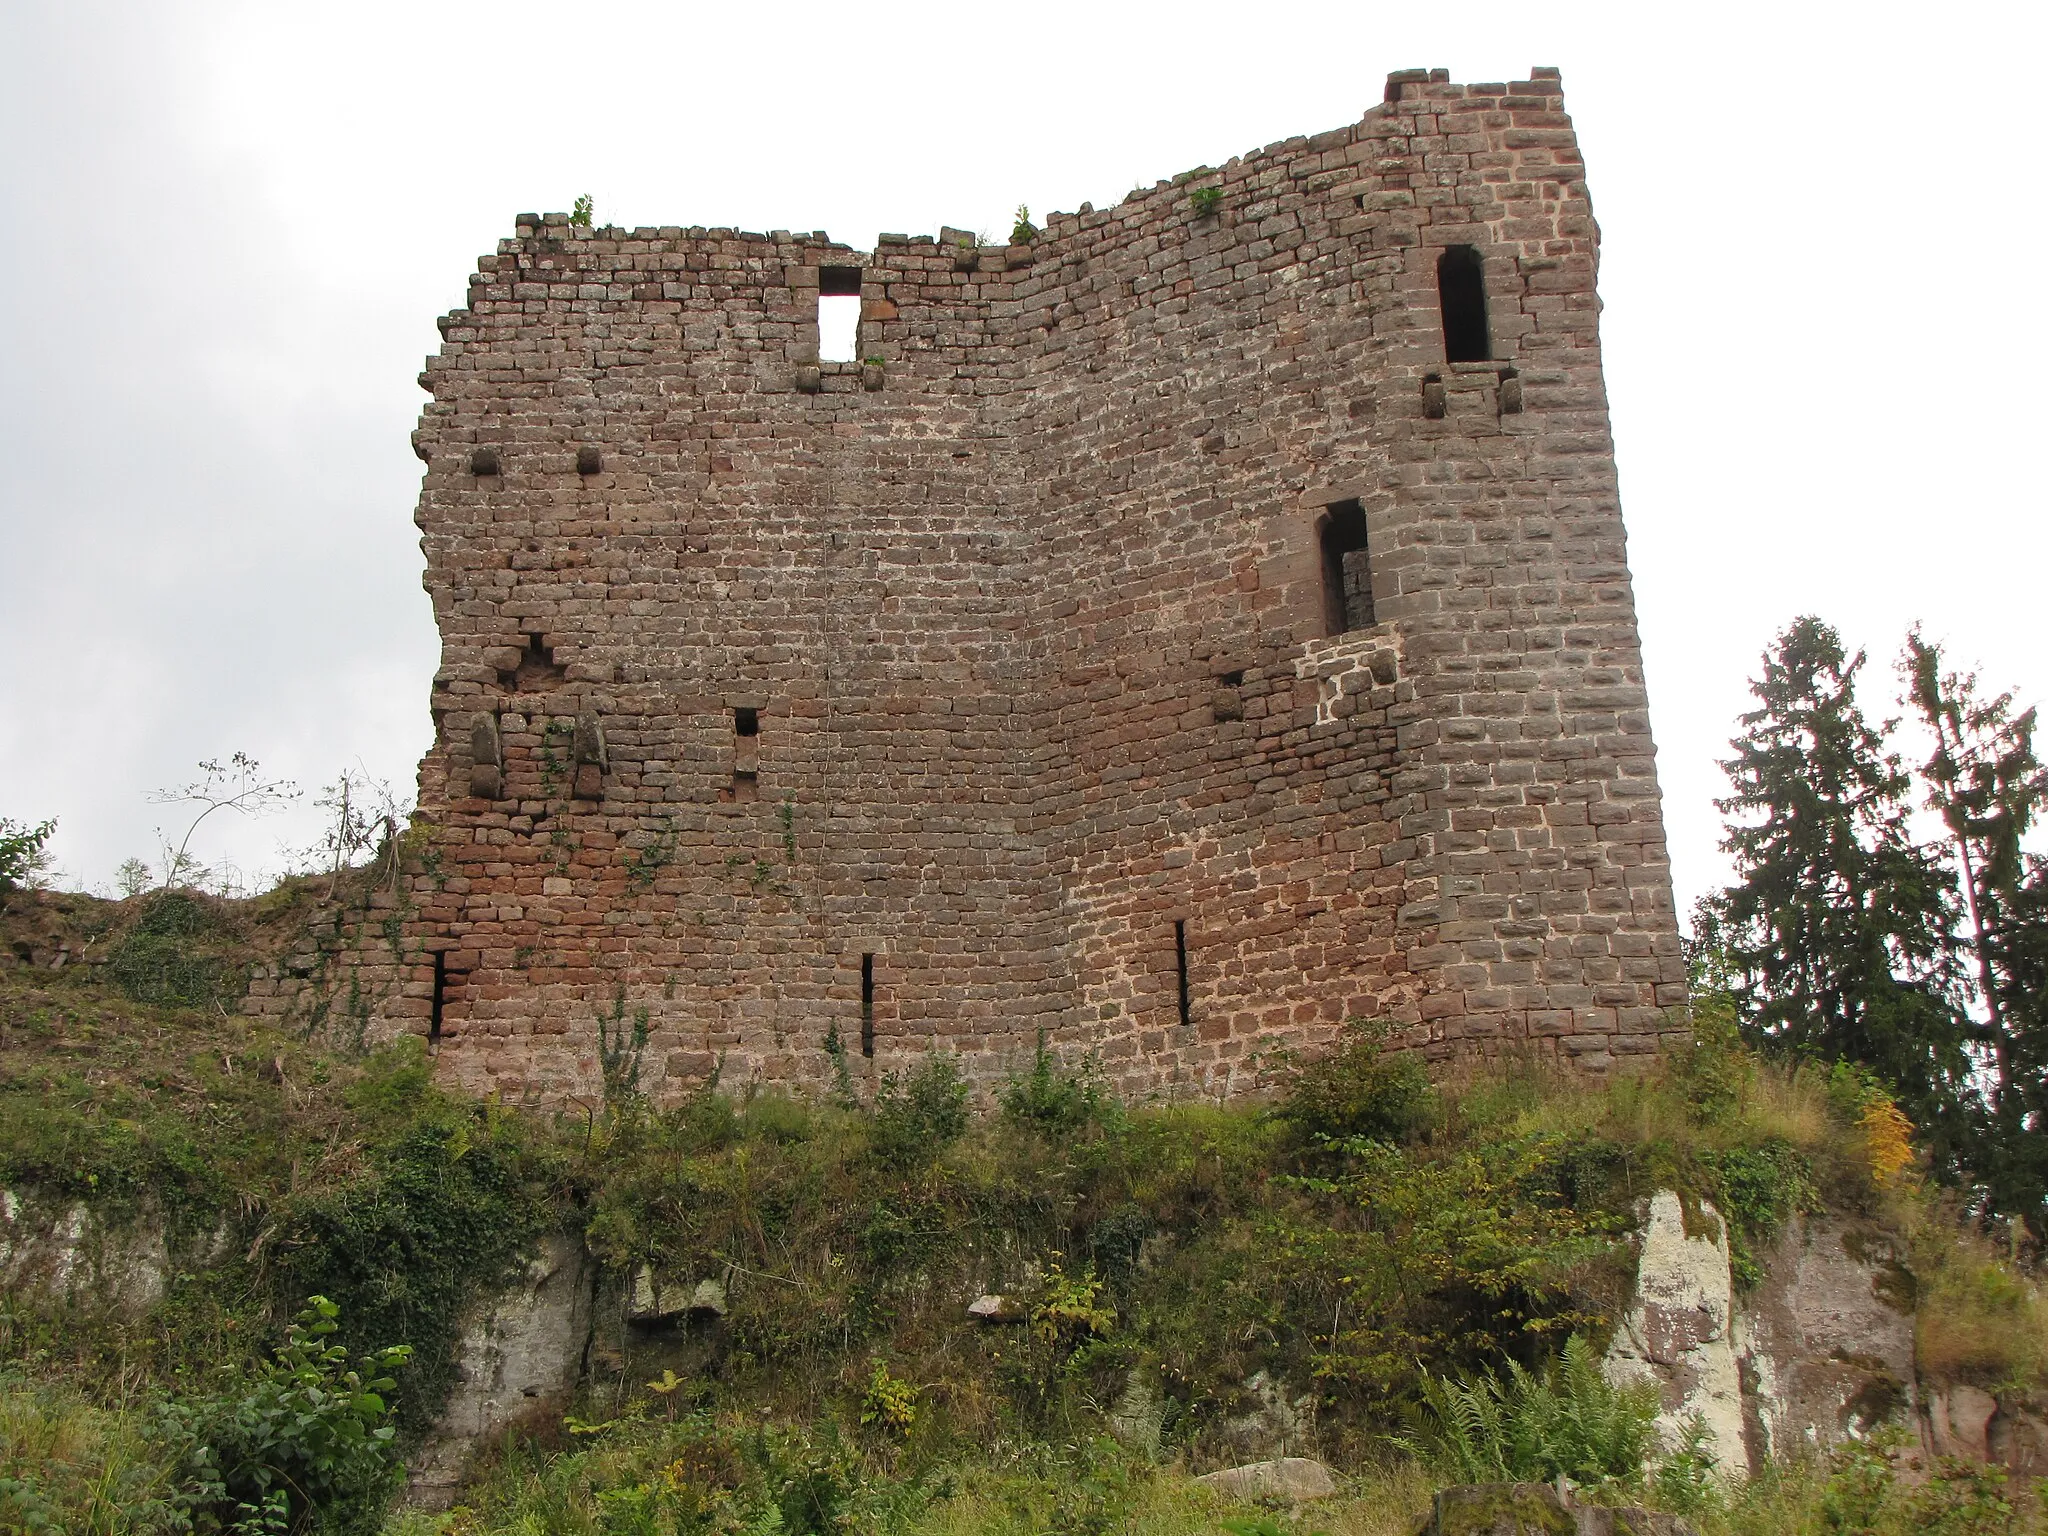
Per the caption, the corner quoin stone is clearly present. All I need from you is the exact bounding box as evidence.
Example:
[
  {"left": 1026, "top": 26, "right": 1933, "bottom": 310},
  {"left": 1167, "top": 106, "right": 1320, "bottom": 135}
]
[{"left": 253, "top": 66, "right": 1687, "bottom": 1105}]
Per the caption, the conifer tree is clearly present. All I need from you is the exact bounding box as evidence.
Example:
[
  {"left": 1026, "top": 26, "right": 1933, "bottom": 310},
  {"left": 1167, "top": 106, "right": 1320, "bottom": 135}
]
[
  {"left": 1707, "top": 618, "right": 1977, "bottom": 1171},
  {"left": 1905, "top": 632, "right": 2048, "bottom": 1237}
]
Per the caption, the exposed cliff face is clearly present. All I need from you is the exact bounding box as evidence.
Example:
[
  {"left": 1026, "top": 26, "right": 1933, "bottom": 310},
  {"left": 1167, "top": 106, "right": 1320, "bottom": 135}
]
[
  {"left": 1739, "top": 1212, "right": 1916, "bottom": 1464},
  {"left": 406, "top": 1231, "right": 595, "bottom": 1506},
  {"left": 1601, "top": 1192, "right": 1746, "bottom": 1475},
  {"left": 0, "top": 1188, "right": 170, "bottom": 1315},
  {"left": 1601, "top": 1191, "right": 2042, "bottom": 1482}
]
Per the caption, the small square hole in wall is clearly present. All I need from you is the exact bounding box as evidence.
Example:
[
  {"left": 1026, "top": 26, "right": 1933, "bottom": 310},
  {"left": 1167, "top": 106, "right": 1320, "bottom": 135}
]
[{"left": 818, "top": 266, "right": 862, "bottom": 363}]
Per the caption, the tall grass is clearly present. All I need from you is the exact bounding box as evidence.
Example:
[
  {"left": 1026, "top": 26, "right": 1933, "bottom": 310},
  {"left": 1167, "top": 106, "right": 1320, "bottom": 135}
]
[{"left": 0, "top": 1374, "right": 179, "bottom": 1535}]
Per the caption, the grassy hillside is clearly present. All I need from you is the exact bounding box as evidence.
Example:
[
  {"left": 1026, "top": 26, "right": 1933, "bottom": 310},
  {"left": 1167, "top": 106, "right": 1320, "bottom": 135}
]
[{"left": 2, "top": 888, "right": 2045, "bottom": 1535}]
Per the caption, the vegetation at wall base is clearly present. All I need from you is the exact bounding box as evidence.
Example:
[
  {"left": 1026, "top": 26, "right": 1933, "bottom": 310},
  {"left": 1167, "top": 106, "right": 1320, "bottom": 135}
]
[{"left": 4, "top": 875, "right": 2048, "bottom": 1532}]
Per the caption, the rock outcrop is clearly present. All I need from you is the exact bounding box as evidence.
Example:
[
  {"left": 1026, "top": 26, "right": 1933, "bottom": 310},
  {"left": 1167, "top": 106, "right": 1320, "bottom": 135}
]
[
  {"left": 1737, "top": 1213, "right": 1915, "bottom": 1463},
  {"left": 1418, "top": 1482, "right": 1695, "bottom": 1535},
  {"left": 0, "top": 1188, "right": 171, "bottom": 1316},
  {"left": 407, "top": 1232, "right": 595, "bottom": 1505},
  {"left": 1193, "top": 1457, "right": 1338, "bottom": 1502},
  {"left": 1601, "top": 1192, "right": 1746, "bottom": 1474},
  {"left": 1602, "top": 1191, "right": 2048, "bottom": 1483}
]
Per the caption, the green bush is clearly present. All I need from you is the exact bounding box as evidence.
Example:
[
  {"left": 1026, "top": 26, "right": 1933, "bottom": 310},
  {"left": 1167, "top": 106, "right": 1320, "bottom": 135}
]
[
  {"left": 1000, "top": 1033, "right": 1121, "bottom": 1138},
  {"left": 869, "top": 1054, "right": 969, "bottom": 1168},
  {"left": 156, "top": 1296, "right": 412, "bottom": 1535},
  {"left": 277, "top": 1101, "right": 546, "bottom": 1431},
  {"left": 0, "top": 817, "right": 55, "bottom": 893},
  {"left": 1702, "top": 1139, "right": 1816, "bottom": 1288},
  {"left": 1276, "top": 1025, "right": 1439, "bottom": 1148}
]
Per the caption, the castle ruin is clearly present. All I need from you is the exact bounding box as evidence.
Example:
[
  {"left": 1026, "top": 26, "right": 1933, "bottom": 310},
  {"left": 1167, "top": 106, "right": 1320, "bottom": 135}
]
[{"left": 251, "top": 67, "right": 1688, "bottom": 1103}]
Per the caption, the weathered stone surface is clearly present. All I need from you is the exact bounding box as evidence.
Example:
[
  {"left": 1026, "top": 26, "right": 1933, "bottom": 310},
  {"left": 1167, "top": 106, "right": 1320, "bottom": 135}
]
[
  {"left": 1986, "top": 1401, "right": 2048, "bottom": 1476},
  {"left": 1220, "top": 1369, "right": 1314, "bottom": 1457},
  {"left": 256, "top": 68, "right": 1686, "bottom": 1107},
  {"left": 407, "top": 1232, "right": 594, "bottom": 1504},
  {"left": 1604, "top": 1193, "right": 1745, "bottom": 1476},
  {"left": 627, "top": 1268, "right": 726, "bottom": 1324},
  {"left": 1738, "top": 1213, "right": 1915, "bottom": 1463},
  {"left": 1425, "top": 1483, "right": 1573, "bottom": 1535},
  {"left": 1420, "top": 1484, "right": 1696, "bottom": 1536},
  {"left": 1926, "top": 1383, "right": 2000, "bottom": 1461},
  {"left": 1193, "top": 1457, "right": 1338, "bottom": 1502},
  {"left": 0, "top": 1189, "right": 168, "bottom": 1315}
]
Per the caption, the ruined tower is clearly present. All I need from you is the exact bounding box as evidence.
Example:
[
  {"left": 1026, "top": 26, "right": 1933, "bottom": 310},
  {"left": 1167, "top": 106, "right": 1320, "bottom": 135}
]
[{"left": 253, "top": 67, "right": 1688, "bottom": 1102}]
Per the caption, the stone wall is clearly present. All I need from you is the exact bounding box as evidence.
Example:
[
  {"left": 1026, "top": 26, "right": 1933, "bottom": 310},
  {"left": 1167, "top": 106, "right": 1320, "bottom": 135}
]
[{"left": 247, "top": 66, "right": 1686, "bottom": 1105}]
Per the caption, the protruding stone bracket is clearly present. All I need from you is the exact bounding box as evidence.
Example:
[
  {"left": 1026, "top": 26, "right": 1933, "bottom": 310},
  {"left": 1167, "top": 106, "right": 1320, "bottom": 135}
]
[
  {"left": 1422, "top": 374, "right": 1447, "bottom": 419},
  {"left": 1498, "top": 367, "right": 1524, "bottom": 415},
  {"left": 794, "top": 366, "right": 822, "bottom": 395},
  {"left": 468, "top": 713, "right": 504, "bottom": 800},
  {"left": 861, "top": 361, "right": 885, "bottom": 392},
  {"left": 571, "top": 711, "right": 607, "bottom": 800}
]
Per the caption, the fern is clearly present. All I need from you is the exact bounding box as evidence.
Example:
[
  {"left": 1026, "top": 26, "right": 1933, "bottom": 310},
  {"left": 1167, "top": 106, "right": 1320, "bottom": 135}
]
[{"left": 1404, "top": 1335, "right": 1658, "bottom": 1489}]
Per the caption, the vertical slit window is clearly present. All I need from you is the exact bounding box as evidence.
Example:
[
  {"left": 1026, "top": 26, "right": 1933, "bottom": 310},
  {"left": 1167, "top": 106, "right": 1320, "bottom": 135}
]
[
  {"left": 429, "top": 951, "right": 446, "bottom": 1048},
  {"left": 1437, "top": 245, "right": 1491, "bottom": 363},
  {"left": 1318, "top": 499, "right": 1374, "bottom": 635},
  {"left": 730, "top": 706, "right": 760, "bottom": 798},
  {"left": 818, "top": 266, "right": 862, "bottom": 363},
  {"left": 1174, "top": 921, "right": 1191, "bottom": 1029},
  {"left": 860, "top": 953, "right": 876, "bottom": 1058}
]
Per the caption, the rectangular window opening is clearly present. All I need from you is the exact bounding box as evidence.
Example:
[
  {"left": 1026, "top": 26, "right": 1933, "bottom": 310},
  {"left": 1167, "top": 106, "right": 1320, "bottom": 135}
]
[
  {"left": 727, "top": 707, "right": 761, "bottom": 799},
  {"left": 860, "top": 953, "right": 876, "bottom": 1058},
  {"left": 818, "top": 266, "right": 863, "bottom": 364},
  {"left": 429, "top": 950, "right": 447, "bottom": 1049},
  {"left": 1318, "top": 499, "right": 1375, "bottom": 635},
  {"left": 1174, "top": 921, "right": 1191, "bottom": 1030},
  {"left": 1437, "top": 245, "right": 1491, "bottom": 363}
]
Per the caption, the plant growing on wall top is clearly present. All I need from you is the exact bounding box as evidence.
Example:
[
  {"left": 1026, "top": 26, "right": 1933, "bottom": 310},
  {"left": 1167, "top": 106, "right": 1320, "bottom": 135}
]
[
  {"left": 1010, "top": 204, "right": 1037, "bottom": 243},
  {"left": 146, "top": 753, "right": 298, "bottom": 894},
  {"left": 570, "top": 193, "right": 594, "bottom": 227}
]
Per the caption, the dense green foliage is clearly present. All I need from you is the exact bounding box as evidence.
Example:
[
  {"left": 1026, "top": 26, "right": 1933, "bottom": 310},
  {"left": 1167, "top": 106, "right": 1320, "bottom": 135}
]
[
  {"left": 1906, "top": 630, "right": 2048, "bottom": 1243},
  {"left": 107, "top": 894, "right": 245, "bottom": 1012},
  {"left": 1701, "top": 616, "right": 2048, "bottom": 1243},
  {"left": 1405, "top": 1334, "right": 1659, "bottom": 1490},
  {"left": 5, "top": 880, "right": 2047, "bottom": 1534},
  {"left": 156, "top": 1297, "right": 412, "bottom": 1535}
]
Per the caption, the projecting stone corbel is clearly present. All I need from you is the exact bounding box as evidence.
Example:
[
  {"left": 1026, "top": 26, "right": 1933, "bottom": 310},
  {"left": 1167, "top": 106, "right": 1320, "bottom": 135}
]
[
  {"left": 468, "top": 713, "right": 504, "bottom": 800},
  {"left": 1422, "top": 374, "right": 1447, "bottom": 419},
  {"left": 572, "top": 711, "right": 608, "bottom": 800}
]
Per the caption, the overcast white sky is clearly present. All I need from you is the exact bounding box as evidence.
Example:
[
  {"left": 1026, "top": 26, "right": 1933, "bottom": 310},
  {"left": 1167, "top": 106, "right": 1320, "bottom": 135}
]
[{"left": 2, "top": 0, "right": 2042, "bottom": 916}]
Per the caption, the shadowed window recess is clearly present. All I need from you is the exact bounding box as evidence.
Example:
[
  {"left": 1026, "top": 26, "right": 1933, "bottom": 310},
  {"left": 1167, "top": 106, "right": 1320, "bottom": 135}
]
[
  {"left": 1174, "top": 921, "right": 1191, "bottom": 1029},
  {"left": 727, "top": 707, "right": 760, "bottom": 801},
  {"left": 1318, "top": 500, "right": 1374, "bottom": 635},
  {"left": 1437, "top": 246, "right": 1490, "bottom": 363}
]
